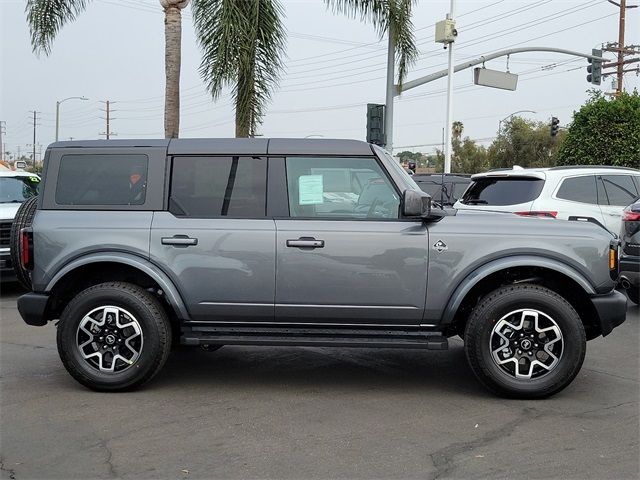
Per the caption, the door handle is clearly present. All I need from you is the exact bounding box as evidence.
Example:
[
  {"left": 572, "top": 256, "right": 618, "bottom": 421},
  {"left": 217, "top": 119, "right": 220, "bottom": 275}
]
[
  {"left": 161, "top": 235, "right": 198, "bottom": 246},
  {"left": 286, "top": 237, "right": 325, "bottom": 249}
]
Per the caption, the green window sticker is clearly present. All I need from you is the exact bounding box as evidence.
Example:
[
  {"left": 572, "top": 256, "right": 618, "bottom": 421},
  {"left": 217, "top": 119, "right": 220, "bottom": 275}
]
[
  {"left": 298, "top": 175, "right": 324, "bottom": 205},
  {"left": 29, "top": 177, "right": 40, "bottom": 183}
]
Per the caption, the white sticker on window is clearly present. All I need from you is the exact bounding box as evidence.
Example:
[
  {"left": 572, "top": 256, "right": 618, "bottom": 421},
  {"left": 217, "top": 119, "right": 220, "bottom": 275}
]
[{"left": 298, "top": 175, "right": 324, "bottom": 205}]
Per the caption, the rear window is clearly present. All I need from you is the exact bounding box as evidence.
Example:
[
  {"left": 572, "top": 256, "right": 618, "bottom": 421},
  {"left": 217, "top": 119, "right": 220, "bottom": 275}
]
[
  {"left": 169, "top": 156, "right": 267, "bottom": 217},
  {"left": 56, "top": 154, "right": 148, "bottom": 205},
  {"left": 460, "top": 177, "right": 544, "bottom": 206}
]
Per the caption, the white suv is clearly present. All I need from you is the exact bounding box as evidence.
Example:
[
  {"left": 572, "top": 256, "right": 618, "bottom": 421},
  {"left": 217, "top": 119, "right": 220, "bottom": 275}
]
[{"left": 454, "top": 166, "right": 640, "bottom": 234}]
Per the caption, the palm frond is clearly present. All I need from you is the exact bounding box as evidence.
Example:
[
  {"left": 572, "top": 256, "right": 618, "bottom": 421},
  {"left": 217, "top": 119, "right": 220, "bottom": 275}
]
[
  {"left": 26, "top": 0, "right": 90, "bottom": 55},
  {"left": 192, "top": 0, "right": 286, "bottom": 136},
  {"left": 324, "top": 0, "right": 418, "bottom": 88}
]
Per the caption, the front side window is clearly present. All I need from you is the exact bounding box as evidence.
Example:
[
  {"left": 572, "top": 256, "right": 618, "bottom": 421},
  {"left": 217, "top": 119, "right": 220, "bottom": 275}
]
[
  {"left": 56, "top": 154, "right": 148, "bottom": 205},
  {"left": 0, "top": 176, "right": 40, "bottom": 204},
  {"left": 600, "top": 175, "right": 639, "bottom": 206},
  {"left": 285, "top": 157, "right": 399, "bottom": 219},
  {"left": 170, "top": 156, "right": 266, "bottom": 217},
  {"left": 556, "top": 176, "right": 597, "bottom": 204}
]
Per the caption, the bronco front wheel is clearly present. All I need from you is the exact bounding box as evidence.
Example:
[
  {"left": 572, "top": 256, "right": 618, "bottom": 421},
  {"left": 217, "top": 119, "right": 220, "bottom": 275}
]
[
  {"left": 57, "top": 282, "right": 171, "bottom": 391},
  {"left": 464, "top": 284, "right": 586, "bottom": 399}
]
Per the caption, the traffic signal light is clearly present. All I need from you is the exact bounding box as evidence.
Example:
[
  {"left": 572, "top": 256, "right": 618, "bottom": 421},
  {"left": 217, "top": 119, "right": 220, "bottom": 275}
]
[
  {"left": 587, "top": 48, "right": 602, "bottom": 85},
  {"left": 550, "top": 116, "right": 560, "bottom": 137},
  {"left": 366, "top": 103, "right": 386, "bottom": 146}
]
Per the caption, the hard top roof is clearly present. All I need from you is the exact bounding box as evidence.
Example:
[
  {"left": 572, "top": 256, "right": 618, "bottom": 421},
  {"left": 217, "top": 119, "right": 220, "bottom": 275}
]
[
  {"left": 0, "top": 170, "right": 40, "bottom": 177},
  {"left": 48, "top": 138, "right": 375, "bottom": 156}
]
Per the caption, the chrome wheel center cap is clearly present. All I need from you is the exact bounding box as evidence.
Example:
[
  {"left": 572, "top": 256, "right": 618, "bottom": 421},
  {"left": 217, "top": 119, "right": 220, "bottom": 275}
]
[
  {"left": 105, "top": 334, "right": 116, "bottom": 345},
  {"left": 520, "top": 339, "right": 532, "bottom": 350}
]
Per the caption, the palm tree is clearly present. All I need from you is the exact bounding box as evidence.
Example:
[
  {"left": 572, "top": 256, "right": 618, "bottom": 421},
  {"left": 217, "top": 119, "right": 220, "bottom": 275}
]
[
  {"left": 193, "top": 0, "right": 418, "bottom": 137},
  {"left": 26, "top": 0, "right": 189, "bottom": 139},
  {"left": 192, "top": 0, "right": 286, "bottom": 138}
]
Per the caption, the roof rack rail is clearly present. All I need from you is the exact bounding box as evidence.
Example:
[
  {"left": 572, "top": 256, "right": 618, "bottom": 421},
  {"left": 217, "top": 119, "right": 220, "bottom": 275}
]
[{"left": 549, "top": 165, "right": 639, "bottom": 171}]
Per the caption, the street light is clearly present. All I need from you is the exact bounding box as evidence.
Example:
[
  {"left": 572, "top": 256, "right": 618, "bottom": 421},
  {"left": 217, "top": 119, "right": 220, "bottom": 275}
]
[
  {"left": 498, "top": 110, "right": 537, "bottom": 134},
  {"left": 55, "top": 96, "right": 89, "bottom": 142}
]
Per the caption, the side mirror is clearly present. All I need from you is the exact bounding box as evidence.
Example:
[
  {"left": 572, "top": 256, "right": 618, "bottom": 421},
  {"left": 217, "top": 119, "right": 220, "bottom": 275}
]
[{"left": 402, "top": 189, "right": 431, "bottom": 218}]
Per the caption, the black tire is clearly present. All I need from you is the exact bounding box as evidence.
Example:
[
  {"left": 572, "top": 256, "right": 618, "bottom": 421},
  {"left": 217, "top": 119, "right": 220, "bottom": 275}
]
[
  {"left": 464, "top": 284, "right": 586, "bottom": 399},
  {"left": 57, "top": 282, "right": 172, "bottom": 392},
  {"left": 626, "top": 286, "right": 639, "bottom": 305},
  {"left": 9, "top": 195, "right": 38, "bottom": 290}
]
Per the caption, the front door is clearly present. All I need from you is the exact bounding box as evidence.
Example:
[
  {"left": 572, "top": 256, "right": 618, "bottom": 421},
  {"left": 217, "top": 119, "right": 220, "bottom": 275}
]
[
  {"left": 150, "top": 155, "right": 275, "bottom": 322},
  {"left": 274, "top": 156, "right": 428, "bottom": 325}
]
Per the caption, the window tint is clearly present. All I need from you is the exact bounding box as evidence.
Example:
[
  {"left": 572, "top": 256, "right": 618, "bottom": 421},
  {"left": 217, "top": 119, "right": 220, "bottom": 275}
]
[
  {"left": 601, "top": 175, "right": 639, "bottom": 206},
  {"left": 460, "top": 177, "right": 544, "bottom": 206},
  {"left": 556, "top": 176, "right": 597, "bottom": 204},
  {"left": 56, "top": 154, "right": 148, "bottom": 205},
  {"left": 170, "top": 156, "right": 266, "bottom": 217},
  {"left": 285, "top": 157, "right": 399, "bottom": 219}
]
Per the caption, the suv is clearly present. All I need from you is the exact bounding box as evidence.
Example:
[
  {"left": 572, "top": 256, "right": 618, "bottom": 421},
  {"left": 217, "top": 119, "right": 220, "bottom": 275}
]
[
  {"left": 0, "top": 170, "right": 40, "bottom": 280},
  {"left": 619, "top": 197, "right": 640, "bottom": 304},
  {"left": 15, "top": 139, "right": 627, "bottom": 398},
  {"left": 455, "top": 166, "right": 640, "bottom": 234}
]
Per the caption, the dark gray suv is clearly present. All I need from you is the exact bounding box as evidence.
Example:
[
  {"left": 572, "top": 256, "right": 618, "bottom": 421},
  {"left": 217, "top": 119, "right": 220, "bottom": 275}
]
[{"left": 14, "top": 139, "right": 627, "bottom": 398}]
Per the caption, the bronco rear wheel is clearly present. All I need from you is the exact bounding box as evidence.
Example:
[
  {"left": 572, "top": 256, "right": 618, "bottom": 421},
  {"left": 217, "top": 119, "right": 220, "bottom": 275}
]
[
  {"left": 57, "top": 282, "right": 171, "bottom": 391},
  {"left": 464, "top": 284, "right": 586, "bottom": 399}
]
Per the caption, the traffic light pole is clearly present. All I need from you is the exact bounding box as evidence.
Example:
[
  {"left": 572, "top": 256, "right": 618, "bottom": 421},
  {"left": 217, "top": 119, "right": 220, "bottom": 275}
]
[{"left": 384, "top": 28, "right": 396, "bottom": 152}]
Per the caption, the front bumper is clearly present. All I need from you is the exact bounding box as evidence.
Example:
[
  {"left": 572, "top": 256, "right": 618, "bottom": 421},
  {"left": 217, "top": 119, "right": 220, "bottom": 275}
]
[
  {"left": 17, "top": 292, "right": 50, "bottom": 326},
  {"left": 0, "top": 250, "right": 16, "bottom": 281},
  {"left": 590, "top": 289, "right": 627, "bottom": 337}
]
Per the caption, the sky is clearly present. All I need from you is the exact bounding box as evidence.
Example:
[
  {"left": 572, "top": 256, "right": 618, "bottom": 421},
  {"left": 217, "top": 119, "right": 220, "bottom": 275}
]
[{"left": 1, "top": 0, "right": 639, "bottom": 159}]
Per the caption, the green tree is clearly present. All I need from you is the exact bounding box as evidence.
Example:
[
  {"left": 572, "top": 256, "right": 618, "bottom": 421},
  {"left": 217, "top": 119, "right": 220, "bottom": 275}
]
[
  {"left": 556, "top": 90, "right": 640, "bottom": 168},
  {"left": 487, "top": 116, "right": 564, "bottom": 170},
  {"left": 26, "top": 0, "right": 190, "bottom": 139},
  {"left": 449, "top": 122, "right": 488, "bottom": 173},
  {"left": 195, "top": 0, "right": 418, "bottom": 137}
]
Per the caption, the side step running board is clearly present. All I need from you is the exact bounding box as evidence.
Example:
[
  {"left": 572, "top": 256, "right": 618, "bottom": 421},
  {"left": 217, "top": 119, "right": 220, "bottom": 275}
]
[{"left": 181, "top": 325, "right": 448, "bottom": 350}]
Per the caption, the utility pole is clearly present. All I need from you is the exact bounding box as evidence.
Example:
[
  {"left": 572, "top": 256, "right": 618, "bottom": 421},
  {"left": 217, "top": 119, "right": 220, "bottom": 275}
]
[
  {"left": 0, "top": 121, "right": 5, "bottom": 161},
  {"left": 602, "top": 0, "right": 639, "bottom": 95},
  {"left": 28, "top": 111, "right": 40, "bottom": 168},
  {"left": 443, "top": 0, "right": 456, "bottom": 174},
  {"left": 99, "top": 100, "right": 116, "bottom": 139}
]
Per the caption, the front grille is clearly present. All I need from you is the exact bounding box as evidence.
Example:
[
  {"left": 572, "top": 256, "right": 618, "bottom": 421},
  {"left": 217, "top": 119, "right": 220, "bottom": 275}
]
[{"left": 0, "top": 222, "right": 11, "bottom": 247}]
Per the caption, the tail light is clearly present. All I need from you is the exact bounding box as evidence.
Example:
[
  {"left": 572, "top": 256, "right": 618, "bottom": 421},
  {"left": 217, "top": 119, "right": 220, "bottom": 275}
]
[
  {"left": 515, "top": 211, "right": 558, "bottom": 218},
  {"left": 20, "top": 228, "right": 33, "bottom": 270},
  {"left": 622, "top": 210, "right": 640, "bottom": 222}
]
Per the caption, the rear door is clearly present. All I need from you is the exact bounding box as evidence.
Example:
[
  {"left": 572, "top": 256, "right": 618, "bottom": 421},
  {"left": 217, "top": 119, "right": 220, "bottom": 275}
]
[
  {"left": 150, "top": 155, "right": 276, "bottom": 322},
  {"left": 598, "top": 174, "right": 640, "bottom": 233},
  {"left": 549, "top": 174, "right": 605, "bottom": 225},
  {"left": 274, "top": 155, "right": 428, "bottom": 325}
]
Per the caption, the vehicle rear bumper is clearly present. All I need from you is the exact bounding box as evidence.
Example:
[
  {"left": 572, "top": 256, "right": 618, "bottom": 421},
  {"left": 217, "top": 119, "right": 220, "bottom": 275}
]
[
  {"left": 17, "top": 292, "right": 49, "bottom": 326},
  {"left": 619, "top": 255, "right": 640, "bottom": 287},
  {"left": 590, "top": 290, "right": 627, "bottom": 337}
]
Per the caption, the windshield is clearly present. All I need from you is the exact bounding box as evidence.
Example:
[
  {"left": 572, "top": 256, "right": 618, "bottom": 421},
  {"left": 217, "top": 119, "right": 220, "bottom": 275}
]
[{"left": 0, "top": 176, "right": 40, "bottom": 204}]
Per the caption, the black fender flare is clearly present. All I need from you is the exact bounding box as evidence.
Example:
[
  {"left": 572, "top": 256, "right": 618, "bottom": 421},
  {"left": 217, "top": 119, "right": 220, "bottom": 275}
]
[
  {"left": 441, "top": 255, "right": 596, "bottom": 325},
  {"left": 45, "top": 252, "right": 190, "bottom": 320}
]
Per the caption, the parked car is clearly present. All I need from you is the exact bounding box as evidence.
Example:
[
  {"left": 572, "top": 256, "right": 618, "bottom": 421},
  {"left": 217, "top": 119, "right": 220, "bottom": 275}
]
[
  {"left": 414, "top": 173, "right": 471, "bottom": 206},
  {"left": 0, "top": 170, "right": 40, "bottom": 281},
  {"left": 454, "top": 166, "right": 640, "bottom": 234},
  {"left": 619, "top": 197, "right": 640, "bottom": 304},
  {"left": 14, "top": 139, "right": 626, "bottom": 398}
]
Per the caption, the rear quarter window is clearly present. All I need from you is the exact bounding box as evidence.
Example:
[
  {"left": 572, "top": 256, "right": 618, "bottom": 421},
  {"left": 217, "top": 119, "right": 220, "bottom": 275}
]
[
  {"left": 55, "top": 154, "right": 148, "bottom": 205},
  {"left": 555, "top": 175, "right": 597, "bottom": 204},
  {"left": 460, "top": 177, "right": 544, "bottom": 206}
]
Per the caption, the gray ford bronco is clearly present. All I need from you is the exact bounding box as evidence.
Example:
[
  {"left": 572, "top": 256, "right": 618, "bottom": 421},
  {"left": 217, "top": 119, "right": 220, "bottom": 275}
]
[{"left": 14, "top": 138, "right": 627, "bottom": 398}]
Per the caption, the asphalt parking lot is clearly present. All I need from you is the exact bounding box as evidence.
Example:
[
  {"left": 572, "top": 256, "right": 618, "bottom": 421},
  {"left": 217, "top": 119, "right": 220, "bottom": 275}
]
[{"left": 1, "top": 283, "right": 638, "bottom": 480}]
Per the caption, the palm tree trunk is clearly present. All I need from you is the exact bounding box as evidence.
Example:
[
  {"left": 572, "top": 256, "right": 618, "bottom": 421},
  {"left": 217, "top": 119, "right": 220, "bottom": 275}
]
[{"left": 162, "top": 1, "right": 188, "bottom": 138}]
